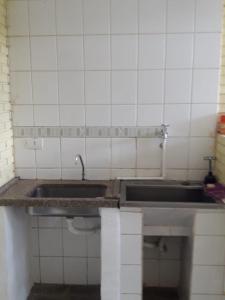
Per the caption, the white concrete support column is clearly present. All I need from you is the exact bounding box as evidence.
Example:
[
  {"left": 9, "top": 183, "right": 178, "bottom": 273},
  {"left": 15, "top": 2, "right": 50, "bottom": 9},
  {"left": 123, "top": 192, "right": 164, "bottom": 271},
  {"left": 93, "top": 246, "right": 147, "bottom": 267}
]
[
  {"left": 120, "top": 208, "right": 143, "bottom": 300},
  {"left": 101, "top": 208, "right": 121, "bottom": 300},
  {"left": 0, "top": 207, "right": 32, "bottom": 300},
  {"left": 190, "top": 211, "right": 225, "bottom": 300}
]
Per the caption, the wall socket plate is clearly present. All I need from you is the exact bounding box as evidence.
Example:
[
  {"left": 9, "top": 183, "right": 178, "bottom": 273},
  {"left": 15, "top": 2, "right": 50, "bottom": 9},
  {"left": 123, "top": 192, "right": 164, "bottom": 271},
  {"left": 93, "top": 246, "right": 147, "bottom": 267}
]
[{"left": 24, "top": 138, "right": 44, "bottom": 150}]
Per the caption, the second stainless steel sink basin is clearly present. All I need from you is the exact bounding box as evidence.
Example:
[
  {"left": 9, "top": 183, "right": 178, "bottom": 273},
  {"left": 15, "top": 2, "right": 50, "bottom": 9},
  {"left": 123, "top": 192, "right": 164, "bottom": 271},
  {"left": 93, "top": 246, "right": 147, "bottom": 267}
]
[
  {"left": 120, "top": 180, "right": 216, "bottom": 206},
  {"left": 29, "top": 184, "right": 107, "bottom": 198}
]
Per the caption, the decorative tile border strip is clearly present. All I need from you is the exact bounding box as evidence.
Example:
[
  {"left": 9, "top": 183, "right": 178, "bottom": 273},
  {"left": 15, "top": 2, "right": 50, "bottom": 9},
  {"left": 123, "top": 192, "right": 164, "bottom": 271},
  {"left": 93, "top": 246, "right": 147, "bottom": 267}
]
[{"left": 13, "top": 126, "right": 162, "bottom": 138}]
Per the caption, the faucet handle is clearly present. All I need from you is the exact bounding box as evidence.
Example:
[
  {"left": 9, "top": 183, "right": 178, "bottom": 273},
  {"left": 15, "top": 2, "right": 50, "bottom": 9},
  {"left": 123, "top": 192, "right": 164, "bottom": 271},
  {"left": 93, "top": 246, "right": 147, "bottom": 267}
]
[{"left": 203, "top": 156, "right": 216, "bottom": 161}]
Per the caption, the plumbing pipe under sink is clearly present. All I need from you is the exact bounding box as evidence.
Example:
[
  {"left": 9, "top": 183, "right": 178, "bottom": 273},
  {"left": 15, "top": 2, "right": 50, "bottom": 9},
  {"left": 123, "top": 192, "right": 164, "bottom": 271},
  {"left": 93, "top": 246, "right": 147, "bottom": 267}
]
[{"left": 66, "top": 217, "right": 100, "bottom": 235}]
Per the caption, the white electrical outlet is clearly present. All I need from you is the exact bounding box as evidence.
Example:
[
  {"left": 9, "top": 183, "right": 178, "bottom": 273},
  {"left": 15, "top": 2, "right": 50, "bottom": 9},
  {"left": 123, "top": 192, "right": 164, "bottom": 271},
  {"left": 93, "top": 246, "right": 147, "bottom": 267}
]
[{"left": 24, "top": 138, "right": 44, "bottom": 150}]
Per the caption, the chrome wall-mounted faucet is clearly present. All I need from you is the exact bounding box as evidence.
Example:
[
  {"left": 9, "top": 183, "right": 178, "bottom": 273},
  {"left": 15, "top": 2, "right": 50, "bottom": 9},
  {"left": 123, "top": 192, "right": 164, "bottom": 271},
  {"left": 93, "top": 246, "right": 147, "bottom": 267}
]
[
  {"left": 160, "top": 124, "right": 169, "bottom": 140},
  {"left": 75, "top": 154, "right": 85, "bottom": 181}
]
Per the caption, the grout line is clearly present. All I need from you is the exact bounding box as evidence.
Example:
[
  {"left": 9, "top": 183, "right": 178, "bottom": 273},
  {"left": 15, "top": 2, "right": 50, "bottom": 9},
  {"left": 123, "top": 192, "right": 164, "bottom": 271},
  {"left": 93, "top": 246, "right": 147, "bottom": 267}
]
[
  {"left": 187, "top": 0, "right": 198, "bottom": 181},
  {"left": 109, "top": 0, "right": 113, "bottom": 179},
  {"left": 53, "top": 0, "right": 62, "bottom": 180},
  {"left": 27, "top": 0, "right": 37, "bottom": 180}
]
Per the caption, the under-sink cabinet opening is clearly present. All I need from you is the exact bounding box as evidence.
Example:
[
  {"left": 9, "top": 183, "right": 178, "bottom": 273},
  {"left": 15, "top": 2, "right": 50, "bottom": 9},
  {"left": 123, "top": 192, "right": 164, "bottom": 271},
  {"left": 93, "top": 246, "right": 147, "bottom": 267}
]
[
  {"left": 143, "top": 236, "right": 191, "bottom": 300},
  {"left": 29, "top": 216, "right": 101, "bottom": 300}
]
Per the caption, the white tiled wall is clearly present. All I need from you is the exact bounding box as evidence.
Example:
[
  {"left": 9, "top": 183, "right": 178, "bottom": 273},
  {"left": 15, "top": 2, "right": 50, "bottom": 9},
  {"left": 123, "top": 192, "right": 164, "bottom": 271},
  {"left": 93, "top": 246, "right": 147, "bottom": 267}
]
[
  {"left": 7, "top": 0, "right": 223, "bottom": 180},
  {"left": 31, "top": 216, "right": 101, "bottom": 285},
  {"left": 143, "top": 237, "right": 182, "bottom": 288}
]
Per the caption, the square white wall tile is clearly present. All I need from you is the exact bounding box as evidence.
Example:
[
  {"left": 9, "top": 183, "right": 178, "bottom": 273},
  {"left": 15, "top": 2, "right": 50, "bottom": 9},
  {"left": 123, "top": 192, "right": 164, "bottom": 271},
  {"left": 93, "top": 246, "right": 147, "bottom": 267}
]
[
  {"left": 64, "top": 257, "right": 87, "bottom": 285},
  {"left": 112, "top": 138, "right": 136, "bottom": 168},
  {"left": 32, "top": 72, "right": 58, "bottom": 104},
  {"left": 10, "top": 72, "right": 32, "bottom": 104},
  {"left": 85, "top": 71, "right": 110, "bottom": 104},
  {"left": 40, "top": 257, "right": 63, "bottom": 284},
  {"left": 160, "top": 237, "right": 182, "bottom": 260},
  {"left": 86, "top": 168, "right": 111, "bottom": 180},
  {"left": 191, "top": 295, "right": 225, "bottom": 300},
  {"left": 112, "top": 105, "right": 136, "bottom": 126},
  {"left": 139, "top": 35, "right": 165, "bottom": 69},
  {"left": 121, "top": 265, "right": 142, "bottom": 294},
  {"left": 166, "top": 138, "right": 189, "bottom": 169},
  {"left": 121, "top": 295, "right": 142, "bottom": 300},
  {"left": 190, "top": 104, "right": 217, "bottom": 137},
  {"left": 139, "top": 0, "right": 167, "bottom": 33},
  {"left": 38, "top": 217, "right": 62, "bottom": 228},
  {"left": 137, "top": 105, "right": 163, "bottom": 126},
  {"left": 16, "top": 168, "right": 37, "bottom": 179},
  {"left": 7, "top": 1, "right": 29, "bottom": 36},
  {"left": 63, "top": 229, "right": 87, "bottom": 257},
  {"left": 192, "top": 69, "right": 220, "bottom": 103},
  {"left": 87, "top": 231, "right": 101, "bottom": 258},
  {"left": 166, "top": 34, "right": 193, "bottom": 69},
  {"left": 61, "top": 138, "right": 85, "bottom": 168},
  {"left": 31, "top": 257, "right": 40, "bottom": 283},
  {"left": 159, "top": 260, "right": 180, "bottom": 287},
  {"left": 86, "top": 105, "right": 111, "bottom": 126},
  {"left": 144, "top": 260, "right": 159, "bottom": 287},
  {"left": 196, "top": 0, "right": 223, "bottom": 32},
  {"left": 13, "top": 105, "right": 33, "bottom": 126},
  {"left": 137, "top": 138, "right": 162, "bottom": 169},
  {"left": 39, "top": 228, "right": 62, "bottom": 256},
  {"left": 191, "top": 265, "right": 224, "bottom": 294},
  {"left": 84, "top": 0, "right": 110, "bottom": 34},
  {"left": 36, "top": 138, "right": 61, "bottom": 168},
  {"left": 29, "top": 0, "right": 56, "bottom": 35},
  {"left": 193, "top": 235, "right": 225, "bottom": 266},
  {"left": 88, "top": 258, "right": 101, "bottom": 284},
  {"left": 31, "top": 228, "right": 39, "bottom": 256},
  {"left": 62, "top": 168, "right": 85, "bottom": 180},
  {"left": 84, "top": 36, "right": 110, "bottom": 70},
  {"left": 111, "top": 168, "right": 136, "bottom": 179},
  {"left": 36, "top": 168, "right": 61, "bottom": 179},
  {"left": 8, "top": 37, "right": 31, "bottom": 71},
  {"left": 34, "top": 105, "right": 59, "bottom": 126},
  {"left": 167, "top": 0, "right": 195, "bottom": 33},
  {"left": 194, "top": 33, "right": 221, "bottom": 68},
  {"left": 165, "top": 70, "right": 192, "bottom": 103},
  {"left": 138, "top": 71, "right": 164, "bottom": 104},
  {"left": 189, "top": 138, "right": 215, "bottom": 169},
  {"left": 120, "top": 212, "right": 142, "bottom": 235},
  {"left": 31, "top": 37, "right": 57, "bottom": 71},
  {"left": 58, "top": 71, "right": 84, "bottom": 104},
  {"left": 112, "top": 71, "right": 137, "bottom": 104},
  {"left": 164, "top": 104, "right": 190, "bottom": 137},
  {"left": 56, "top": 0, "right": 83, "bottom": 35},
  {"left": 121, "top": 235, "right": 142, "bottom": 265},
  {"left": 57, "top": 36, "right": 84, "bottom": 70},
  {"left": 14, "top": 138, "right": 36, "bottom": 168},
  {"left": 60, "top": 105, "right": 85, "bottom": 126},
  {"left": 111, "top": 35, "right": 138, "bottom": 70},
  {"left": 194, "top": 213, "right": 225, "bottom": 235},
  {"left": 111, "top": 0, "right": 138, "bottom": 34},
  {"left": 86, "top": 138, "right": 111, "bottom": 168}
]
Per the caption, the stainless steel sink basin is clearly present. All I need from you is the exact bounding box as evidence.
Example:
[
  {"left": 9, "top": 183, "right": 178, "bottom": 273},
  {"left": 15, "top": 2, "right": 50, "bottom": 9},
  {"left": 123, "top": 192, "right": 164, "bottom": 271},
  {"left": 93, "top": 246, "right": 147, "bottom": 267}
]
[
  {"left": 27, "top": 183, "right": 108, "bottom": 216},
  {"left": 120, "top": 181, "right": 216, "bottom": 206},
  {"left": 28, "top": 184, "right": 107, "bottom": 198}
]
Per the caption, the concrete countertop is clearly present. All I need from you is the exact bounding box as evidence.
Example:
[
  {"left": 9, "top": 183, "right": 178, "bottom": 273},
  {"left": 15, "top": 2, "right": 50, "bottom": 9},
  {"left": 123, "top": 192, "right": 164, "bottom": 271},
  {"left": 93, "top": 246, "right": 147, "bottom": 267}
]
[{"left": 0, "top": 178, "right": 120, "bottom": 208}]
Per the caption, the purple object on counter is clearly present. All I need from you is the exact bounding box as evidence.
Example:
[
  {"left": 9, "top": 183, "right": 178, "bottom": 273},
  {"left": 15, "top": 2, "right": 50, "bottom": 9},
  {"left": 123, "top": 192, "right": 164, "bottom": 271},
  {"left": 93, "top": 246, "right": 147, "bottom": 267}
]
[{"left": 205, "top": 184, "right": 225, "bottom": 203}]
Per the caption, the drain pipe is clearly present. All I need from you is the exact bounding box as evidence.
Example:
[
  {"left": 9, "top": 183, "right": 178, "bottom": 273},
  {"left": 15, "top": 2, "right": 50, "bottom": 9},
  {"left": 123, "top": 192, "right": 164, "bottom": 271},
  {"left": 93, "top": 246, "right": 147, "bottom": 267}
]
[{"left": 66, "top": 217, "right": 100, "bottom": 235}]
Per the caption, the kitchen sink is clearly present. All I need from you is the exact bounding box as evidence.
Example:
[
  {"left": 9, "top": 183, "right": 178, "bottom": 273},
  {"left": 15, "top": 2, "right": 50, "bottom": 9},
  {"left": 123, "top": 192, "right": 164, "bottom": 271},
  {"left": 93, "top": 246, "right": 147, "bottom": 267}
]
[
  {"left": 27, "top": 183, "right": 108, "bottom": 216},
  {"left": 120, "top": 181, "right": 216, "bottom": 205},
  {"left": 28, "top": 184, "right": 107, "bottom": 198}
]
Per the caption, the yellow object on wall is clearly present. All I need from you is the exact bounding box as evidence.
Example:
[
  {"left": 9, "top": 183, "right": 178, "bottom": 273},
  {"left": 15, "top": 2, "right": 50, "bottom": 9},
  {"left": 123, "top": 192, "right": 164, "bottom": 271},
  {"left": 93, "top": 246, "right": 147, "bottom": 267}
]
[{"left": 0, "top": 0, "right": 14, "bottom": 187}]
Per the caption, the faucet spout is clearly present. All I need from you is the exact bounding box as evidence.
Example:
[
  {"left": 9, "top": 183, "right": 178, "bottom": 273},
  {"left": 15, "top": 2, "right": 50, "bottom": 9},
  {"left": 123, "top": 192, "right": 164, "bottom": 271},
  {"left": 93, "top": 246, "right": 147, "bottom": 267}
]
[{"left": 75, "top": 154, "right": 85, "bottom": 181}]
